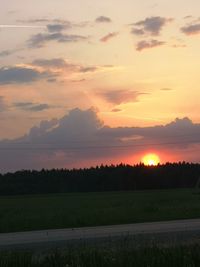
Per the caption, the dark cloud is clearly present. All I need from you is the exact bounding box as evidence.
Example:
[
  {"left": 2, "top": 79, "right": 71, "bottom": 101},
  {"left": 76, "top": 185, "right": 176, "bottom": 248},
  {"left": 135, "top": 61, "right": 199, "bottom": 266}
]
[
  {"left": 136, "top": 39, "right": 165, "bottom": 51},
  {"left": 0, "top": 66, "right": 51, "bottom": 85},
  {"left": 132, "top": 16, "right": 173, "bottom": 36},
  {"left": 28, "top": 33, "right": 88, "bottom": 48},
  {"left": 100, "top": 32, "right": 119, "bottom": 42},
  {"left": 47, "top": 24, "right": 70, "bottom": 33},
  {"left": 14, "top": 102, "right": 51, "bottom": 112},
  {"left": 181, "top": 23, "right": 200, "bottom": 35},
  {"left": 96, "top": 16, "right": 112, "bottom": 23},
  {"left": 131, "top": 28, "right": 145, "bottom": 36},
  {"left": 98, "top": 89, "right": 146, "bottom": 105},
  {"left": 0, "top": 109, "right": 200, "bottom": 172}
]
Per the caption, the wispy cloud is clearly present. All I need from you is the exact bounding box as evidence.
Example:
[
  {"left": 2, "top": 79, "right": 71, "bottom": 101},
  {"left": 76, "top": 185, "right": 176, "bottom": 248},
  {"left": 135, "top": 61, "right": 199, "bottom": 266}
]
[
  {"left": 95, "top": 16, "right": 112, "bottom": 23},
  {"left": 136, "top": 39, "right": 165, "bottom": 51},
  {"left": 28, "top": 32, "right": 89, "bottom": 48},
  {"left": 98, "top": 89, "right": 146, "bottom": 105},
  {"left": 100, "top": 32, "right": 119, "bottom": 42},
  {"left": 181, "top": 23, "right": 200, "bottom": 35},
  {"left": 14, "top": 102, "right": 51, "bottom": 112},
  {"left": 0, "top": 24, "right": 45, "bottom": 29}
]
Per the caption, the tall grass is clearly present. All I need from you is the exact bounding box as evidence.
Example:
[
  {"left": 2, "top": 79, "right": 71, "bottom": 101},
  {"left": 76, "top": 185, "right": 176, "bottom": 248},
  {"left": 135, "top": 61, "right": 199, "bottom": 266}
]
[{"left": 0, "top": 243, "right": 200, "bottom": 267}]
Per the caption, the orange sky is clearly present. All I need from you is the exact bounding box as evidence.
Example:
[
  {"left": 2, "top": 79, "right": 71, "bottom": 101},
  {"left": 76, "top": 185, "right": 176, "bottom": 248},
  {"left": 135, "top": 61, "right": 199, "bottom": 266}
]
[{"left": 0, "top": 0, "right": 200, "bottom": 171}]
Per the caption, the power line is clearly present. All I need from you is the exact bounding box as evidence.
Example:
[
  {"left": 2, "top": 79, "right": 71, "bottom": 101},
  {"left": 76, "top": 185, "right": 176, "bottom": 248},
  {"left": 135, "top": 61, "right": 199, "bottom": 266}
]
[{"left": 0, "top": 139, "right": 200, "bottom": 151}]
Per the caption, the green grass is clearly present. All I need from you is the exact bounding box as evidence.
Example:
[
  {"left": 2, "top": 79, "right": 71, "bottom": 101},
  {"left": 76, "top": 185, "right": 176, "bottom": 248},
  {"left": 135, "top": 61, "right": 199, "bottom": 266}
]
[
  {"left": 0, "top": 242, "right": 200, "bottom": 267},
  {"left": 0, "top": 189, "right": 200, "bottom": 233}
]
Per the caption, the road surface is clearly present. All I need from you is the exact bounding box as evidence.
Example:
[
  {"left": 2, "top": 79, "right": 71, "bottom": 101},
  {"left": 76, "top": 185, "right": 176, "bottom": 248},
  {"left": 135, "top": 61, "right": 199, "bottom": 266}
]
[{"left": 0, "top": 219, "right": 200, "bottom": 249}]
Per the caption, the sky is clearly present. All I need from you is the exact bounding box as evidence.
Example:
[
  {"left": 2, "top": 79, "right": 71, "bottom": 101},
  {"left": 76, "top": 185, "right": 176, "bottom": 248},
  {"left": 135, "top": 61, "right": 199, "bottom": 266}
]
[{"left": 0, "top": 0, "right": 200, "bottom": 172}]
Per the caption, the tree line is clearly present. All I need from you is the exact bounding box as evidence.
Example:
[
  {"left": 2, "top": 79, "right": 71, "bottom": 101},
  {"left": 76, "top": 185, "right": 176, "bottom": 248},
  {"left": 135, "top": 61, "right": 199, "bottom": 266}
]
[{"left": 0, "top": 162, "right": 199, "bottom": 195}]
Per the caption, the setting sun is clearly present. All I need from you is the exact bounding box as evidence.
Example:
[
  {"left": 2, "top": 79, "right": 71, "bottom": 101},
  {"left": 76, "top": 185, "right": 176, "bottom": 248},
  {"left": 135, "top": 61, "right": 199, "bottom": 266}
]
[{"left": 142, "top": 153, "right": 160, "bottom": 166}]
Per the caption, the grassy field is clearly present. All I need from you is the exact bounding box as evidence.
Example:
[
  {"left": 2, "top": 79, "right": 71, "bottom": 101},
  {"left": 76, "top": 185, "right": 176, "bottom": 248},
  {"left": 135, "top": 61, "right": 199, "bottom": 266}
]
[
  {"left": 0, "top": 189, "right": 200, "bottom": 233},
  {"left": 0, "top": 242, "right": 200, "bottom": 267}
]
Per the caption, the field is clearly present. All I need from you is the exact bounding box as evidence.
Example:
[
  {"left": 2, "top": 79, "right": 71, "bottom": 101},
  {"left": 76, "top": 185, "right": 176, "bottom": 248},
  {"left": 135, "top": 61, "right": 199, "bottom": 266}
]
[
  {"left": 0, "top": 189, "right": 200, "bottom": 233},
  {"left": 0, "top": 242, "right": 200, "bottom": 267}
]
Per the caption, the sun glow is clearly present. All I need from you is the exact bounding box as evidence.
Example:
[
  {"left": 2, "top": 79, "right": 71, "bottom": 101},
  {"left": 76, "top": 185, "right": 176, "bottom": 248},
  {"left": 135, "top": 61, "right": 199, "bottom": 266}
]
[{"left": 142, "top": 153, "right": 160, "bottom": 166}]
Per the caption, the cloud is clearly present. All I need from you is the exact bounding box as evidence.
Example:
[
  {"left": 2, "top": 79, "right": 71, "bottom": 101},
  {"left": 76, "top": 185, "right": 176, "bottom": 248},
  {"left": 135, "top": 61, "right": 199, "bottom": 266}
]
[
  {"left": 0, "top": 58, "right": 115, "bottom": 85},
  {"left": 111, "top": 108, "right": 122, "bottom": 112},
  {"left": 131, "top": 28, "right": 145, "bottom": 36},
  {"left": 0, "top": 48, "right": 24, "bottom": 58},
  {"left": 136, "top": 39, "right": 165, "bottom": 51},
  {"left": 132, "top": 16, "right": 173, "bottom": 36},
  {"left": 14, "top": 102, "right": 51, "bottom": 112},
  {"left": 100, "top": 32, "right": 119, "bottom": 42},
  {"left": 28, "top": 32, "right": 88, "bottom": 48},
  {"left": 31, "top": 58, "right": 114, "bottom": 74},
  {"left": 171, "top": 44, "right": 186, "bottom": 48},
  {"left": 0, "top": 50, "right": 16, "bottom": 58},
  {"left": 98, "top": 89, "right": 146, "bottom": 105},
  {"left": 183, "top": 15, "right": 193, "bottom": 20},
  {"left": 32, "top": 58, "right": 71, "bottom": 68},
  {"left": 0, "top": 24, "right": 45, "bottom": 29},
  {"left": 18, "top": 18, "right": 90, "bottom": 28},
  {"left": 160, "top": 88, "right": 173, "bottom": 91},
  {"left": 96, "top": 16, "right": 112, "bottom": 23},
  {"left": 47, "top": 24, "right": 70, "bottom": 33},
  {"left": 181, "top": 23, "right": 200, "bottom": 35},
  {"left": 0, "top": 66, "right": 51, "bottom": 85},
  {"left": 0, "top": 109, "right": 200, "bottom": 172},
  {"left": 0, "top": 97, "right": 6, "bottom": 112}
]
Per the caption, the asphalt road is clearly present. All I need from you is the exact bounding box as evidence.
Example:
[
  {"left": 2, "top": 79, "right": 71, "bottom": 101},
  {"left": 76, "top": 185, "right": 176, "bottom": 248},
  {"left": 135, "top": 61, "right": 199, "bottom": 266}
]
[{"left": 0, "top": 219, "right": 200, "bottom": 249}]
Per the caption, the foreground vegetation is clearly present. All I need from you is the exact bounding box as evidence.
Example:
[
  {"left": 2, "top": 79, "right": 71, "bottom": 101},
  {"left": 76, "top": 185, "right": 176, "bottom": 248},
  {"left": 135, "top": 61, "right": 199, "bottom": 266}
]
[
  {"left": 0, "top": 242, "right": 200, "bottom": 267},
  {"left": 0, "top": 189, "right": 199, "bottom": 233}
]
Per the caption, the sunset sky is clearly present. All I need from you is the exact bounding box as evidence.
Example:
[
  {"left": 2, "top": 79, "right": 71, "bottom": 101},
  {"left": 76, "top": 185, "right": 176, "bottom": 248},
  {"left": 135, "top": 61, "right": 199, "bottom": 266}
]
[{"left": 1, "top": 0, "right": 200, "bottom": 172}]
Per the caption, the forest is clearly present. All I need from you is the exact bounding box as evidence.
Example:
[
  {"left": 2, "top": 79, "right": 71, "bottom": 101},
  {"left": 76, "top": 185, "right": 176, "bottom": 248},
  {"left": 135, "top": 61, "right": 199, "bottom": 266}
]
[{"left": 0, "top": 162, "right": 199, "bottom": 196}]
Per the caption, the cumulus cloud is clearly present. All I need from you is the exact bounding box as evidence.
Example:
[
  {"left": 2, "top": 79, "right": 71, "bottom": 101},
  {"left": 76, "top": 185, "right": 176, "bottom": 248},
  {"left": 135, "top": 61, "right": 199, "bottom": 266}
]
[
  {"left": 131, "top": 16, "right": 173, "bottom": 36},
  {"left": 100, "top": 32, "right": 119, "bottom": 42},
  {"left": 181, "top": 23, "right": 200, "bottom": 35},
  {"left": 0, "top": 108, "right": 200, "bottom": 172},
  {"left": 28, "top": 32, "right": 88, "bottom": 48},
  {"left": 98, "top": 89, "right": 146, "bottom": 105},
  {"left": 96, "top": 16, "right": 112, "bottom": 23},
  {"left": 14, "top": 102, "right": 51, "bottom": 112},
  {"left": 136, "top": 39, "right": 165, "bottom": 51}
]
